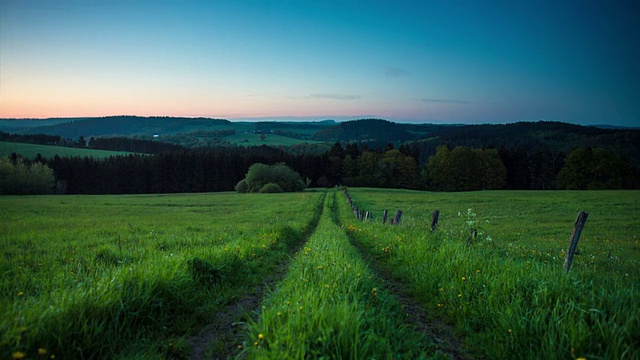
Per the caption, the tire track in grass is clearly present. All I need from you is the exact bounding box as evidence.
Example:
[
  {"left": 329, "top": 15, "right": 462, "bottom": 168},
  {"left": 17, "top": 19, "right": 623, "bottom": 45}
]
[
  {"left": 338, "top": 195, "right": 474, "bottom": 360},
  {"left": 188, "top": 192, "right": 326, "bottom": 360},
  {"left": 240, "top": 191, "right": 438, "bottom": 359}
]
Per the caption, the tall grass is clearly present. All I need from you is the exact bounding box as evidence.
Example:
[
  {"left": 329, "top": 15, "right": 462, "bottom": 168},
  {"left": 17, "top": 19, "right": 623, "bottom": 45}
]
[
  {"left": 340, "top": 188, "right": 640, "bottom": 359},
  {"left": 242, "top": 191, "right": 439, "bottom": 359},
  {"left": 0, "top": 192, "right": 324, "bottom": 359}
]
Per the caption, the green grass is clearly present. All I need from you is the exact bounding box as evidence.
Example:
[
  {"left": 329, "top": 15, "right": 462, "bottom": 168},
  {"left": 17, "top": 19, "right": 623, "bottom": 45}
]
[
  {"left": 224, "top": 133, "right": 326, "bottom": 147},
  {"left": 241, "top": 191, "right": 439, "bottom": 359},
  {"left": 0, "top": 141, "right": 134, "bottom": 159},
  {"left": 0, "top": 191, "right": 324, "bottom": 359},
  {"left": 3, "top": 188, "right": 639, "bottom": 359},
  {"left": 340, "top": 188, "right": 640, "bottom": 359}
]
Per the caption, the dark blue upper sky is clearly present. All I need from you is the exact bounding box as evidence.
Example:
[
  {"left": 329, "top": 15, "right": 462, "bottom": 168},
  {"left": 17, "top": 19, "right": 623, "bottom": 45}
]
[{"left": 1, "top": 0, "right": 638, "bottom": 126}]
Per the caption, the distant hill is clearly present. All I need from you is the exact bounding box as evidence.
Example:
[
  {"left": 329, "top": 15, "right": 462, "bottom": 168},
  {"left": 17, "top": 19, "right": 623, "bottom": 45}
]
[
  {"left": 1, "top": 116, "right": 638, "bottom": 167},
  {"left": 0, "top": 115, "right": 234, "bottom": 138},
  {"left": 312, "top": 119, "right": 420, "bottom": 142},
  {"left": 412, "top": 121, "right": 640, "bottom": 167}
]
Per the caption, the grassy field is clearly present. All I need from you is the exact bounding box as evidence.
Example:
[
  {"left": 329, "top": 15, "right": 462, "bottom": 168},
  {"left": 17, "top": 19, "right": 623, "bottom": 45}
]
[
  {"left": 224, "top": 132, "right": 326, "bottom": 147},
  {"left": 241, "top": 192, "right": 437, "bottom": 359},
  {"left": 0, "top": 191, "right": 324, "bottom": 359},
  {"left": 0, "top": 141, "right": 134, "bottom": 159},
  {"left": 339, "top": 188, "right": 640, "bottom": 359},
  {"left": 1, "top": 188, "right": 638, "bottom": 359}
]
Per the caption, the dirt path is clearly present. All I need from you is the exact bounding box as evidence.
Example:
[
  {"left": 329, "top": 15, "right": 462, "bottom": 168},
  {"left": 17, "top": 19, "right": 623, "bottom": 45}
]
[
  {"left": 187, "top": 193, "right": 326, "bottom": 360},
  {"left": 334, "top": 197, "right": 474, "bottom": 360},
  {"left": 189, "top": 191, "right": 472, "bottom": 359}
]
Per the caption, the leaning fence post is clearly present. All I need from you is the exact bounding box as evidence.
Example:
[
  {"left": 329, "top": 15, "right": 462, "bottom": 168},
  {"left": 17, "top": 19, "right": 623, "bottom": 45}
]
[
  {"left": 382, "top": 210, "right": 388, "bottom": 224},
  {"left": 431, "top": 210, "right": 440, "bottom": 232},
  {"left": 564, "top": 211, "right": 589, "bottom": 272},
  {"left": 394, "top": 210, "right": 403, "bottom": 225}
]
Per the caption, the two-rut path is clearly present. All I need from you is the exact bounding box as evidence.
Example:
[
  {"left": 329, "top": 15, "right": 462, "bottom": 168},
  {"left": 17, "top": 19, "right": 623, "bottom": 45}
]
[{"left": 190, "top": 191, "right": 471, "bottom": 359}]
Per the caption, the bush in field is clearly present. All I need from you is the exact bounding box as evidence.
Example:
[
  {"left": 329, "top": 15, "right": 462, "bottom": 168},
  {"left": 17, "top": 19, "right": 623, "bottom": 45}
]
[
  {"left": 237, "top": 163, "right": 306, "bottom": 193},
  {"left": 259, "top": 182, "right": 284, "bottom": 193},
  {"left": 234, "top": 179, "right": 249, "bottom": 193},
  {"left": 0, "top": 156, "right": 56, "bottom": 194}
]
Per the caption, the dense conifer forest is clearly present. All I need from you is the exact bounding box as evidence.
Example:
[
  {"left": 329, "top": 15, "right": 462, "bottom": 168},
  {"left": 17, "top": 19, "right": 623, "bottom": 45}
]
[{"left": 1, "top": 117, "right": 638, "bottom": 194}]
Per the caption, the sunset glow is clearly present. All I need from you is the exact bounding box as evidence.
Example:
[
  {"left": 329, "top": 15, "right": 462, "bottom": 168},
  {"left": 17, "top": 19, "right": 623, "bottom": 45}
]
[{"left": 1, "top": 0, "right": 638, "bottom": 126}]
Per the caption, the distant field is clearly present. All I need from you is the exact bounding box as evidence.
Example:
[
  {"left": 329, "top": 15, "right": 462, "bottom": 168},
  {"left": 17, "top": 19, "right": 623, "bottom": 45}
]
[
  {"left": 0, "top": 141, "right": 134, "bottom": 158},
  {"left": 225, "top": 132, "right": 327, "bottom": 147}
]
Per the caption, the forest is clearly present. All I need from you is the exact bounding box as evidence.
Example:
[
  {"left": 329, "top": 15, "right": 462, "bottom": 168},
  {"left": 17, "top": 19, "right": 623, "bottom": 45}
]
[
  {"left": 1, "top": 140, "right": 638, "bottom": 195},
  {"left": 1, "top": 118, "right": 639, "bottom": 194}
]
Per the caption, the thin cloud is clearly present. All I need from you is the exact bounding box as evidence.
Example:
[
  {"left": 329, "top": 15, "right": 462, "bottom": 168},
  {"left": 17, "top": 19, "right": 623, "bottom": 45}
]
[
  {"left": 383, "top": 66, "right": 410, "bottom": 77},
  {"left": 417, "top": 98, "right": 470, "bottom": 104},
  {"left": 309, "top": 93, "right": 361, "bottom": 100}
]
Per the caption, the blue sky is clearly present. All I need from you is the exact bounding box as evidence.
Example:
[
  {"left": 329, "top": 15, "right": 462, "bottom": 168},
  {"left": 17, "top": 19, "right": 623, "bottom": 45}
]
[{"left": 1, "top": 0, "right": 638, "bottom": 126}]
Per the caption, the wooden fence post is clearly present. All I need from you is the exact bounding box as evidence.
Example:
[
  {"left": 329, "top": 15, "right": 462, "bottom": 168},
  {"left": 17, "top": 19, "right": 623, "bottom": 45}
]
[
  {"left": 394, "top": 210, "right": 403, "bottom": 225},
  {"left": 431, "top": 210, "right": 440, "bottom": 232},
  {"left": 564, "top": 211, "right": 589, "bottom": 272},
  {"left": 466, "top": 228, "right": 478, "bottom": 246},
  {"left": 382, "top": 210, "right": 388, "bottom": 224}
]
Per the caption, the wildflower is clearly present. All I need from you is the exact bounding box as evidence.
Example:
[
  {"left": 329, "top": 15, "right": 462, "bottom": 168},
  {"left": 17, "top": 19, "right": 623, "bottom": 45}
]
[
  {"left": 254, "top": 341, "right": 259, "bottom": 346},
  {"left": 17, "top": 292, "right": 24, "bottom": 296},
  {"left": 457, "top": 293, "right": 462, "bottom": 298},
  {"left": 324, "top": 284, "right": 329, "bottom": 288},
  {"left": 356, "top": 273, "right": 361, "bottom": 278},
  {"left": 238, "top": 344, "right": 243, "bottom": 350},
  {"left": 437, "top": 303, "right": 444, "bottom": 307},
  {"left": 258, "top": 333, "right": 264, "bottom": 340},
  {"left": 317, "top": 265, "right": 323, "bottom": 270},
  {"left": 277, "top": 312, "right": 282, "bottom": 317},
  {"left": 508, "top": 329, "right": 512, "bottom": 333},
  {"left": 475, "top": 269, "right": 481, "bottom": 274},
  {"left": 461, "top": 277, "right": 467, "bottom": 281},
  {"left": 38, "top": 348, "right": 47, "bottom": 355},
  {"left": 12, "top": 351, "right": 26, "bottom": 359}
]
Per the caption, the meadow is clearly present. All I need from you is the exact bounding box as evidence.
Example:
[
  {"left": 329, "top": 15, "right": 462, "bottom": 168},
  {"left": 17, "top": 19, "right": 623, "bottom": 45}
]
[
  {"left": 339, "top": 188, "right": 640, "bottom": 359},
  {"left": 0, "top": 141, "right": 133, "bottom": 159},
  {"left": 0, "top": 192, "right": 324, "bottom": 359},
  {"left": 1, "top": 188, "right": 638, "bottom": 359}
]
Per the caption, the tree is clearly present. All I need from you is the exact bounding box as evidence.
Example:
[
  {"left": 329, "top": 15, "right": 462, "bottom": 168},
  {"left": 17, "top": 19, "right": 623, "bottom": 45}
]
[
  {"left": 558, "top": 147, "right": 636, "bottom": 189},
  {"left": 427, "top": 145, "right": 506, "bottom": 191},
  {"left": 0, "top": 156, "right": 55, "bottom": 194},
  {"left": 381, "top": 149, "right": 420, "bottom": 189}
]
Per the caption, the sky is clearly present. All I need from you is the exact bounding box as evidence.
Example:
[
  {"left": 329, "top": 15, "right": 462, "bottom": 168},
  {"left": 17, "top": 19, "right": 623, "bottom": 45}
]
[{"left": 0, "top": 0, "right": 638, "bottom": 126}]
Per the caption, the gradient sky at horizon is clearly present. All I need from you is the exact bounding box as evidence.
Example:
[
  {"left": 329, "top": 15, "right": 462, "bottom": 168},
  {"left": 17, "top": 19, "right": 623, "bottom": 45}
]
[{"left": 1, "top": 0, "right": 638, "bottom": 126}]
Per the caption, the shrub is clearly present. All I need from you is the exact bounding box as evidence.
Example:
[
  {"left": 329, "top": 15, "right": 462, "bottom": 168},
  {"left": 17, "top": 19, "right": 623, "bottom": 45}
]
[
  {"left": 259, "top": 182, "right": 283, "bottom": 193},
  {"left": 242, "top": 163, "right": 306, "bottom": 193},
  {"left": 235, "top": 179, "right": 249, "bottom": 193}
]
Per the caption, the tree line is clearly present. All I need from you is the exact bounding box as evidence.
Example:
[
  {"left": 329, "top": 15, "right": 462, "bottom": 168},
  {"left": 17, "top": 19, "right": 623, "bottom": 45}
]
[{"left": 2, "top": 142, "right": 638, "bottom": 195}]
